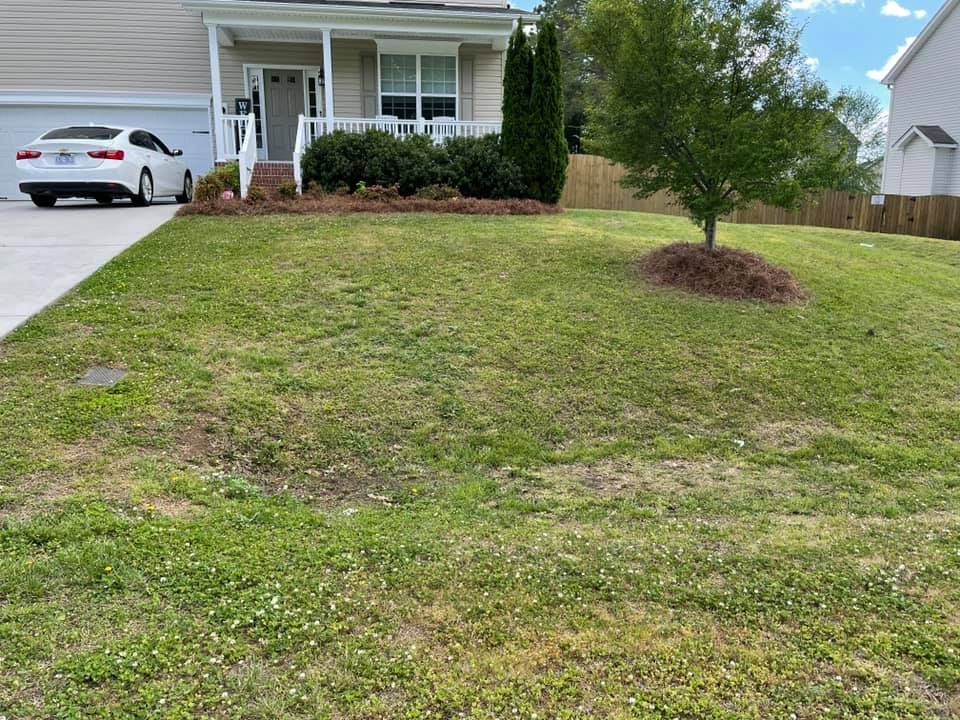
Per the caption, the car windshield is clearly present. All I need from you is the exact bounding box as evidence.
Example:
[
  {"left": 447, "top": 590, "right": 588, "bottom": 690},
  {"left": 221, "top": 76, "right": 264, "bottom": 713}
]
[{"left": 41, "top": 127, "right": 123, "bottom": 141}]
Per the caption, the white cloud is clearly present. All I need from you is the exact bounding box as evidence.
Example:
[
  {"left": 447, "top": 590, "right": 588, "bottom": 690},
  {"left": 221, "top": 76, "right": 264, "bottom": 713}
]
[
  {"left": 789, "top": 0, "right": 857, "bottom": 12},
  {"left": 866, "top": 35, "right": 916, "bottom": 81},
  {"left": 881, "top": 1, "right": 911, "bottom": 17},
  {"left": 804, "top": 56, "right": 821, "bottom": 70},
  {"left": 880, "top": 0, "right": 927, "bottom": 17}
]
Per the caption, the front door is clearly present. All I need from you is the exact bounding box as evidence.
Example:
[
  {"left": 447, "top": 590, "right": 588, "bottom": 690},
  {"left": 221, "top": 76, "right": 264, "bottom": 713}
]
[{"left": 265, "top": 69, "right": 305, "bottom": 159}]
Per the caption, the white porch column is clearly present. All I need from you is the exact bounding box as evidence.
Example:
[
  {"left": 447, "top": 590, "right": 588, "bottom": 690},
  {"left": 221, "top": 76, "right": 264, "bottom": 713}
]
[
  {"left": 322, "top": 29, "right": 335, "bottom": 133},
  {"left": 207, "top": 24, "right": 225, "bottom": 161}
]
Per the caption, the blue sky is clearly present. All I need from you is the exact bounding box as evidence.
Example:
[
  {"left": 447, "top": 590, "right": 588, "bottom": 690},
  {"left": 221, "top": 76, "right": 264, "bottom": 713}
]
[{"left": 512, "top": 0, "right": 940, "bottom": 106}]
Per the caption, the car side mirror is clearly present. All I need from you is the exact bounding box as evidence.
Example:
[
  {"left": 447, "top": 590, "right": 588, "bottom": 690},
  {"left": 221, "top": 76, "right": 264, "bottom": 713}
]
[{"left": 172, "top": 149, "right": 184, "bottom": 157}]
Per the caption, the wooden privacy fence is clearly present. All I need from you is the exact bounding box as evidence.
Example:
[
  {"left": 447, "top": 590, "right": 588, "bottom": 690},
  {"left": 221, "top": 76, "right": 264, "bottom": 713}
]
[{"left": 560, "top": 154, "right": 960, "bottom": 241}]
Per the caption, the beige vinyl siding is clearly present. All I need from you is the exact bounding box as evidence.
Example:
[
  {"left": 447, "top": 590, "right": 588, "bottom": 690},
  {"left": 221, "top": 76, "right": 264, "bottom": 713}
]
[
  {"left": 461, "top": 45, "right": 503, "bottom": 122},
  {"left": 881, "top": 1, "right": 960, "bottom": 195},
  {"left": 0, "top": 0, "right": 210, "bottom": 93},
  {"left": 332, "top": 40, "right": 378, "bottom": 118}
]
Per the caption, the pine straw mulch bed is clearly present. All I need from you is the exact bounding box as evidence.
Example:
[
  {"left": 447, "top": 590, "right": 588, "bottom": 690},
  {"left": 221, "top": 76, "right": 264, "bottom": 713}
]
[
  {"left": 177, "top": 196, "right": 561, "bottom": 217},
  {"left": 637, "top": 242, "right": 808, "bottom": 304}
]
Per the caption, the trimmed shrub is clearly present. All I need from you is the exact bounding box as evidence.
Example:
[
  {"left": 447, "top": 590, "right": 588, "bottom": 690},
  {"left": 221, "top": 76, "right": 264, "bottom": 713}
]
[
  {"left": 396, "top": 134, "right": 451, "bottom": 195},
  {"left": 194, "top": 163, "right": 242, "bottom": 202},
  {"left": 194, "top": 174, "right": 225, "bottom": 202},
  {"left": 445, "top": 135, "right": 525, "bottom": 200},
  {"left": 212, "top": 163, "right": 241, "bottom": 194},
  {"left": 245, "top": 184, "right": 268, "bottom": 203},
  {"left": 354, "top": 183, "right": 401, "bottom": 202},
  {"left": 300, "top": 130, "right": 523, "bottom": 199},
  {"left": 416, "top": 184, "right": 462, "bottom": 200},
  {"left": 276, "top": 180, "right": 298, "bottom": 200},
  {"left": 301, "top": 130, "right": 400, "bottom": 193}
]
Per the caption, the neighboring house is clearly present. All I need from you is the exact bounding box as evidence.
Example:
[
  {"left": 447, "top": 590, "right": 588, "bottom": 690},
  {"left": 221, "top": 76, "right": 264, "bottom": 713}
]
[
  {"left": 880, "top": 0, "right": 960, "bottom": 196},
  {"left": 0, "top": 0, "right": 533, "bottom": 200}
]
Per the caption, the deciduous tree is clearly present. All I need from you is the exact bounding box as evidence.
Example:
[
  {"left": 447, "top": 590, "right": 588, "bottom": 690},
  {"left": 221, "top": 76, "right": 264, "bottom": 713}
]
[{"left": 581, "top": 0, "right": 843, "bottom": 248}]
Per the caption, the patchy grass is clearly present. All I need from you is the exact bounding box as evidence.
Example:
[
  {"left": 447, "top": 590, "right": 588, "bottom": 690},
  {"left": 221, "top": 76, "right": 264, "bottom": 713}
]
[{"left": 1, "top": 210, "right": 959, "bottom": 718}]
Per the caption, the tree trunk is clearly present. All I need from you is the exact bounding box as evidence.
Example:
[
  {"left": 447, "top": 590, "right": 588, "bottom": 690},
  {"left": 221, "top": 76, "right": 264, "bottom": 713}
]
[{"left": 704, "top": 217, "right": 717, "bottom": 251}]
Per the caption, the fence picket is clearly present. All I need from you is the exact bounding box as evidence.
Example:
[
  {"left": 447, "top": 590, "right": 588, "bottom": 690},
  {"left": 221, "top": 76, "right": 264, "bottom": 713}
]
[{"left": 559, "top": 155, "right": 960, "bottom": 241}]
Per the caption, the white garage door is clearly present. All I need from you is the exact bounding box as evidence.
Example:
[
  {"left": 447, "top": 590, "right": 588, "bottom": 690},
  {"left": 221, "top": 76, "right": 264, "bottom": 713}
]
[{"left": 0, "top": 92, "right": 214, "bottom": 200}]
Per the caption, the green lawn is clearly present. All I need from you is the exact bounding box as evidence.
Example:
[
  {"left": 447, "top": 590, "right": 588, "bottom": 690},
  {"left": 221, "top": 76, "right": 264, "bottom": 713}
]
[{"left": 1, "top": 210, "right": 959, "bottom": 719}]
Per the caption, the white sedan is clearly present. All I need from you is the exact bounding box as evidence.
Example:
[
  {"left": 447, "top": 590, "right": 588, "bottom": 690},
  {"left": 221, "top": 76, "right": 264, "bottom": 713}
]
[{"left": 16, "top": 125, "right": 194, "bottom": 208}]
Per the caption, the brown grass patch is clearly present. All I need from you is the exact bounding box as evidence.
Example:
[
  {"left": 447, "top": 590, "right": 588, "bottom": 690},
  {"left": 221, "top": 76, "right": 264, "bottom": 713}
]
[
  {"left": 752, "top": 419, "right": 839, "bottom": 451},
  {"left": 637, "top": 243, "right": 807, "bottom": 303},
  {"left": 533, "top": 458, "right": 754, "bottom": 497},
  {"left": 177, "top": 195, "right": 560, "bottom": 217},
  {"left": 174, "top": 413, "right": 222, "bottom": 466}
]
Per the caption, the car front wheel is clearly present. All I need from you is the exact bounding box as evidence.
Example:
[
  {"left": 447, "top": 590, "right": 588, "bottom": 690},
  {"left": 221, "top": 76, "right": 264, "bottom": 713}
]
[
  {"left": 131, "top": 170, "right": 154, "bottom": 207},
  {"left": 176, "top": 172, "right": 193, "bottom": 204},
  {"left": 30, "top": 194, "right": 57, "bottom": 208}
]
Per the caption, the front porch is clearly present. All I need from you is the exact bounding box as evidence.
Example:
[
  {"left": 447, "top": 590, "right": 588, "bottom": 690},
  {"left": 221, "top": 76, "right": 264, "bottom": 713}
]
[{"left": 184, "top": 0, "right": 528, "bottom": 195}]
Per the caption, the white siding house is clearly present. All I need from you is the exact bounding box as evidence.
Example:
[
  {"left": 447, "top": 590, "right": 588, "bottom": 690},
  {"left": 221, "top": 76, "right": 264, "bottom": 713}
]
[{"left": 880, "top": 0, "right": 960, "bottom": 196}]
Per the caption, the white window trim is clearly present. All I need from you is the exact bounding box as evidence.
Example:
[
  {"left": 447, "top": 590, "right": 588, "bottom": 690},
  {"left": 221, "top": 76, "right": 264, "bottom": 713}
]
[
  {"left": 376, "top": 51, "right": 459, "bottom": 122},
  {"left": 243, "top": 64, "right": 323, "bottom": 160}
]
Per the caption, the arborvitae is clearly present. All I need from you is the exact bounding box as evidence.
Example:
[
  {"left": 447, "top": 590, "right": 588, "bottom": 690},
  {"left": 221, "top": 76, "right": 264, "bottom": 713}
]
[
  {"left": 528, "top": 20, "right": 567, "bottom": 203},
  {"left": 501, "top": 24, "right": 535, "bottom": 194}
]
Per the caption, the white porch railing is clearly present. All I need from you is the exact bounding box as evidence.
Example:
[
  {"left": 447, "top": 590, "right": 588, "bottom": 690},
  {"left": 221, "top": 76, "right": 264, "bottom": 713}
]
[
  {"left": 221, "top": 114, "right": 253, "bottom": 161},
  {"left": 237, "top": 113, "right": 257, "bottom": 199},
  {"left": 293, "top": 115, "right": 503, "bottom": 193}
]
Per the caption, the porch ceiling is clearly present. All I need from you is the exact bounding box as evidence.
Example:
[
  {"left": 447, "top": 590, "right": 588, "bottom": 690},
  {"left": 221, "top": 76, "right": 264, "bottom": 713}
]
[
  {"left": 221, "top": 24, "right": 505, "bottom": 45},
  {"left": 228, "top": 26, "right": 328, "bottom": 41},
  {"left": 186, "top": 0, "right": 528, "bottom": 48}
]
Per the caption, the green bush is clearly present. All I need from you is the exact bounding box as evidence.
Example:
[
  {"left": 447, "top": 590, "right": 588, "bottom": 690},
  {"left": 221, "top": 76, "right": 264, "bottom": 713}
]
[
  {"left": 300, "top": 130, "right": 523, "bottom": 199},
  {"left": 415, "top": 184, "right": 462, "bottom": 200},
  {"left": 245, "top": 184, "right": 268, "bottom": 203},
  {"left": 276, "top": 180, "right": 298, "bottom": 200},
  {"left": 194, "top": 174, "right": 225, "bottom": 202},
  {"left": 211, "top": 163, "right": 241, "bottom": 194},
  {"left": 194, "top": 163, "right": 241, "bottom": 202},
  {"left": 354, "top": 183, "right": 401, "bottom": 202},
  {"left": 444, "top": 135, "right": 525, "bottom": 200}
]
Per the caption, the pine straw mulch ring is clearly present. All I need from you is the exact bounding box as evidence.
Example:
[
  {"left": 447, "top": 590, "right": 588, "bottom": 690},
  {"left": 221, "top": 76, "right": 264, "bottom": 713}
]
[
  {"left": 637, "top": 242, "right": 808, "bottom": 304},
  {"left": 177, "top": 195, "right": 561, "bottom": 217}
]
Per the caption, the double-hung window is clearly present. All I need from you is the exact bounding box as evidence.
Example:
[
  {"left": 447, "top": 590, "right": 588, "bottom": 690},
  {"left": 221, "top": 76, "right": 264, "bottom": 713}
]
[
  {"left": 379, "top": 54, "right": 457, "bottom": 120},
  {"left": 420, "top": 56, "right": 457, "bottom": 119},
  {"left": 380, "top": 54, "right": 418, "bottom": 119}
]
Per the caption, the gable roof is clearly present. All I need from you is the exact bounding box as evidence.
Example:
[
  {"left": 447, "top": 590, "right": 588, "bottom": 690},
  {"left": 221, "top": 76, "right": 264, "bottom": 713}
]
[
  {"left": 882, "top": 0, "right": 959, "bottom": 84},
  {"left": 892, "top": 124, "right": 959, "bottom": 150}
]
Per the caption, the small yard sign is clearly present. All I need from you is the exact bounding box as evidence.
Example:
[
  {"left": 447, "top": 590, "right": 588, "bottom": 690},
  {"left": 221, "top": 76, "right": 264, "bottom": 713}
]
[{"left": 870, "top": 195, "right": 885, "bottom": 206}]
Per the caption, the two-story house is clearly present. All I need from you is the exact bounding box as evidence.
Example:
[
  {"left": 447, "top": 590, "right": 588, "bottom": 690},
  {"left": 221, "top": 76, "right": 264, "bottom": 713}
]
[
  {"left": 880, "top": 0, "right": 960, "bottom": 197},
  {"left": 0, "top": 0, "right": 532, "bottom": 200}
]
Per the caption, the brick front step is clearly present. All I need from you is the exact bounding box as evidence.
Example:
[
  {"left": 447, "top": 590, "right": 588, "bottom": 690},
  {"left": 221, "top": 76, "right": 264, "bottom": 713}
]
[{"left": 250, "top": 162, "right": 295, "bottom": 190}]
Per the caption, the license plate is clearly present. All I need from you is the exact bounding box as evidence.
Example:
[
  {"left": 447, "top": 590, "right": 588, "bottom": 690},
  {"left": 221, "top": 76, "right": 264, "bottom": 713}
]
[{"left": 55, "top": 154, "right": 75, "bottom": 166}]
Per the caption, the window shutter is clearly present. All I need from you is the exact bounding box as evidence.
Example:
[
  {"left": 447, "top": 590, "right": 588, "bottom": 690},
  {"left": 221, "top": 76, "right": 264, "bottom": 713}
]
[
  {"left": 361, "top": 53, "right": 378, "bottom": 118},
  {"left": 459, "top": 57, "right": 474, "bottom": 121}
]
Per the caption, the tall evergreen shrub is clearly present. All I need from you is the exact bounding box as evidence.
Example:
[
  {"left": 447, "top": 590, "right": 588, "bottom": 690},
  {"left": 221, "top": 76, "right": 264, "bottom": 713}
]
[
  {"left": 528, "top": 20, "right": 567, "bottom": 203},
  {"left": 501, "top": 24, "right": 535, "bottom": 193}
]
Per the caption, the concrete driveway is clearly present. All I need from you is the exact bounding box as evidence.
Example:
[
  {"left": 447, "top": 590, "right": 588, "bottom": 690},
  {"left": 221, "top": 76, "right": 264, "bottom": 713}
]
[{"left": 0, "top": 200, "right": 178, "bottom": 338}]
